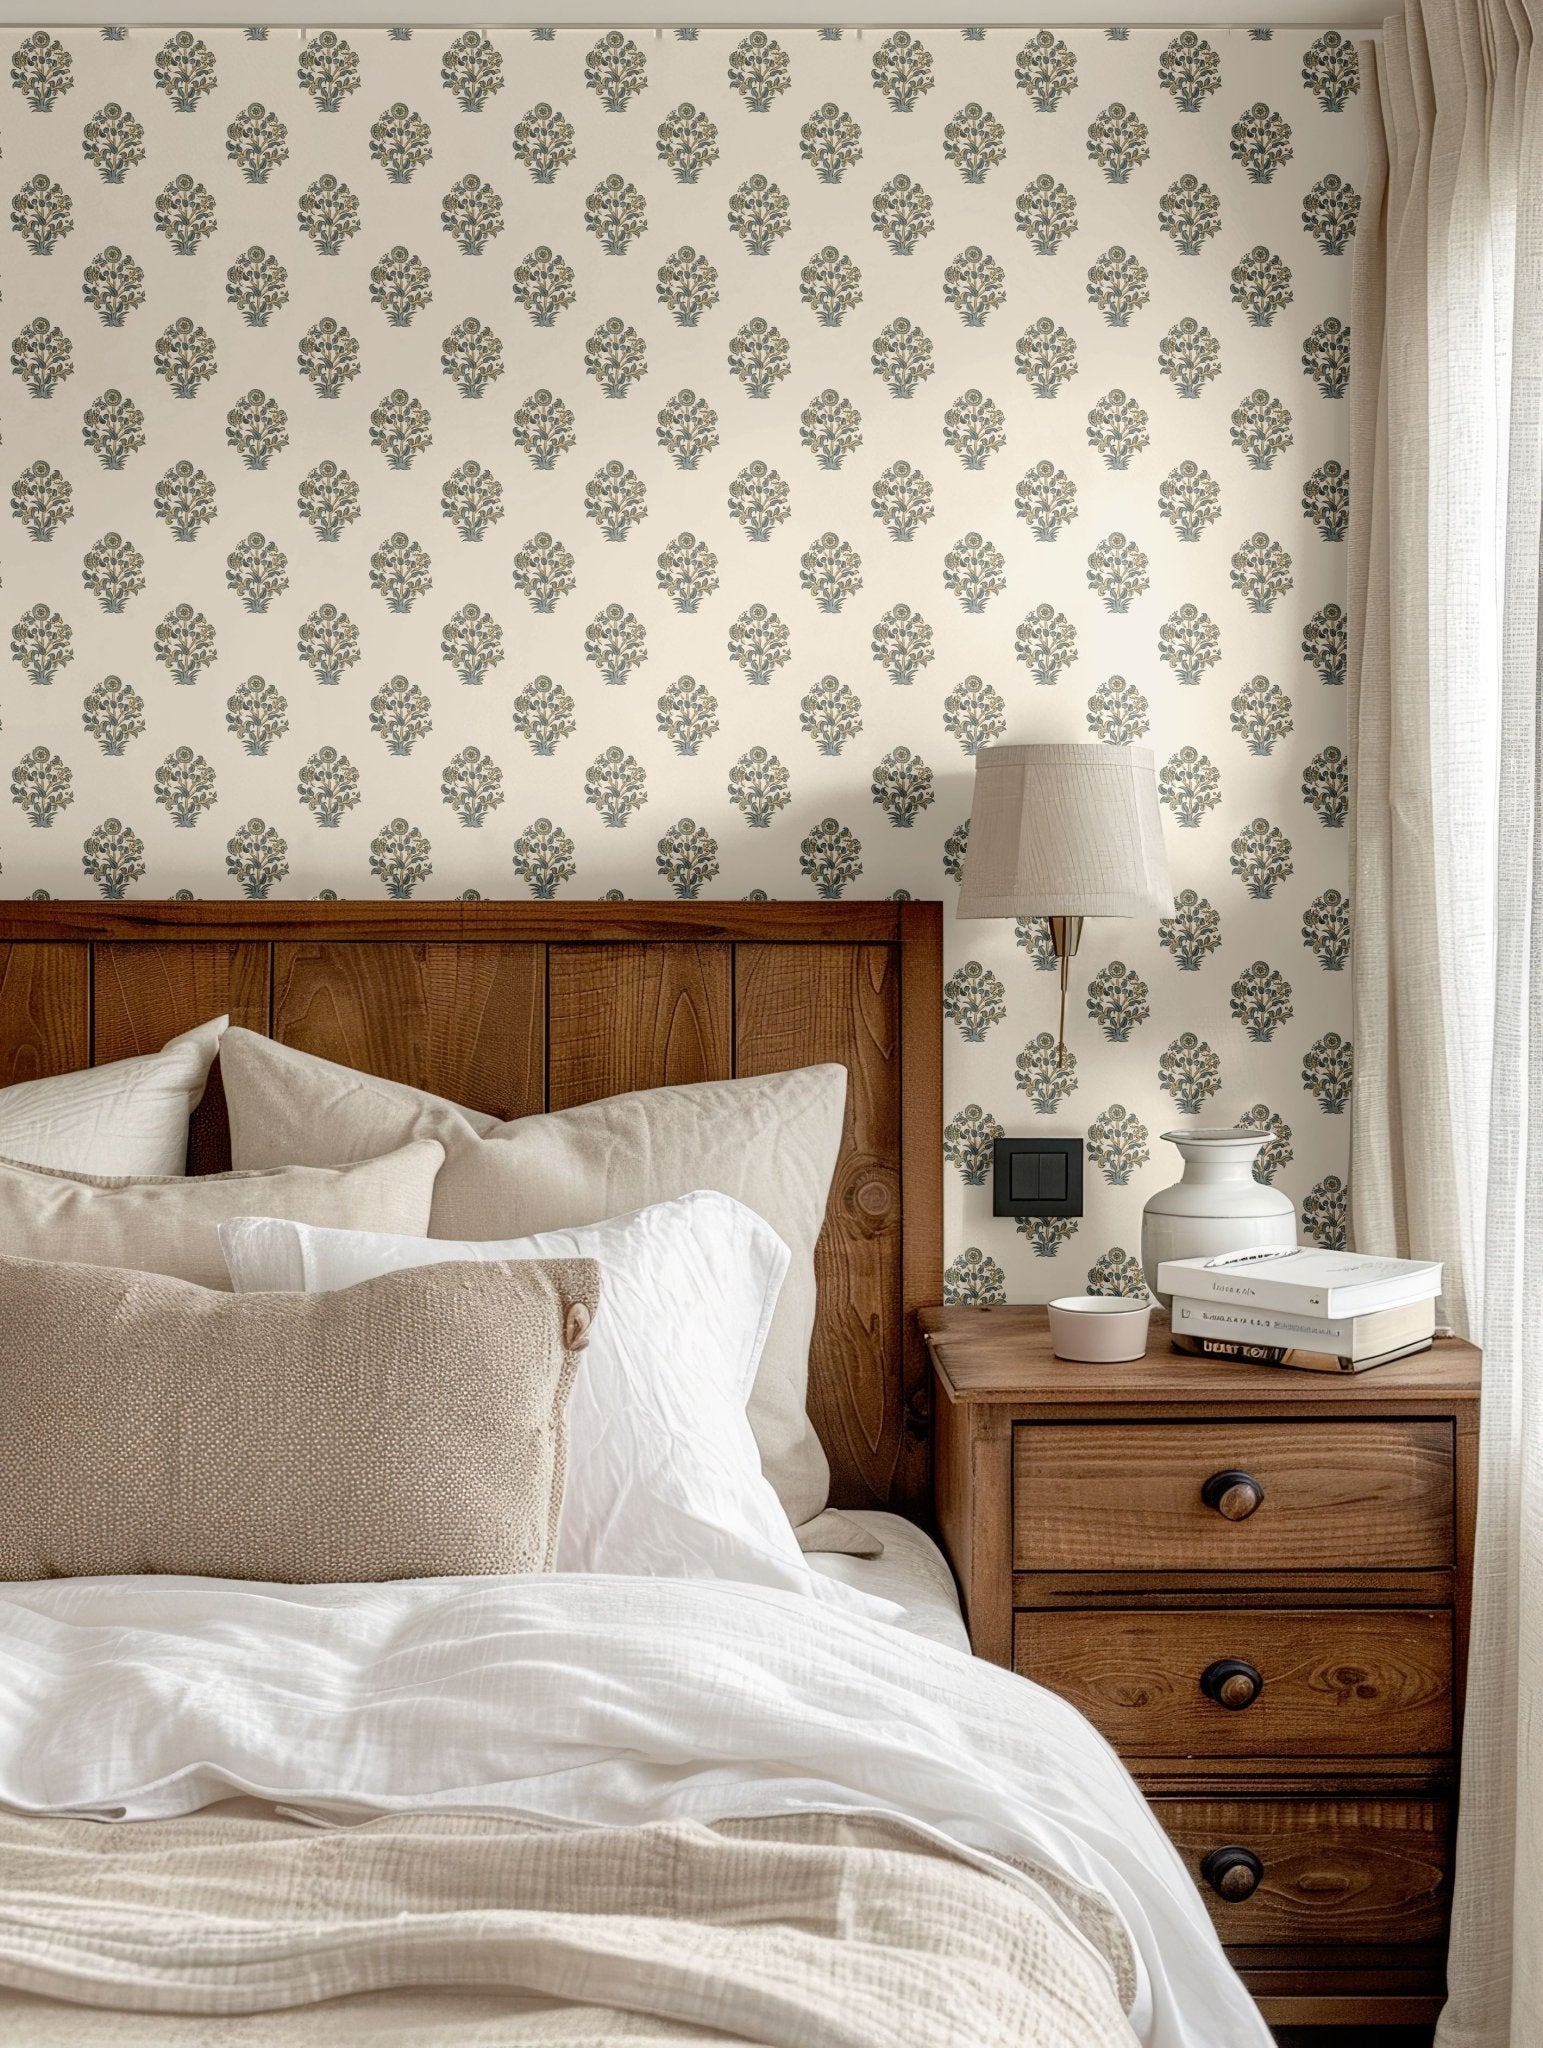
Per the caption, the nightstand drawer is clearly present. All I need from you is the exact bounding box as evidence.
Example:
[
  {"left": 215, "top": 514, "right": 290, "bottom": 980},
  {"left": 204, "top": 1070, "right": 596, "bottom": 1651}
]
[
  {"left": 1015, "top": 1608, "right": 1453, "bottom": 1757},
  {"left": 1151, "top": 1796, "right": 1450, "bottom": 1949},
  {"left": 1014, "top": 1419, "right": 1454, "bottom": 1572}
]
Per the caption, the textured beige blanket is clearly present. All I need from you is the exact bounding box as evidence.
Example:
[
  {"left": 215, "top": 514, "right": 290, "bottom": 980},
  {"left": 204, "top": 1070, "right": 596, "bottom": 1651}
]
[{"left": 0, "top": 1807, "right": 1138, "bottom": 2048}]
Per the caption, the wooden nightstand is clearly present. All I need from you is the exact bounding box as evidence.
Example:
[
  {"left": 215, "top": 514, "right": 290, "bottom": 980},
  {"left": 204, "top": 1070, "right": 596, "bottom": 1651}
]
[{"left": 922, "top": 1304, "right": 1480, "bottom": 2034}]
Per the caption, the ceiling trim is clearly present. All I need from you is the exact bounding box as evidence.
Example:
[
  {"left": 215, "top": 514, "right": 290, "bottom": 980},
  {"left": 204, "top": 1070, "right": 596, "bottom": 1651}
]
[{"left": 7, "top": 9, "right": 1389, "bottom": 29}]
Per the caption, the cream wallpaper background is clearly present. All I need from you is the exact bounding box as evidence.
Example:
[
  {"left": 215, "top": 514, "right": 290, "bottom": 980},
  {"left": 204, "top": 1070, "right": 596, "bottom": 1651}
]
[{"left": 3, "top": 23, "right": 1362, "bottom": 1300}]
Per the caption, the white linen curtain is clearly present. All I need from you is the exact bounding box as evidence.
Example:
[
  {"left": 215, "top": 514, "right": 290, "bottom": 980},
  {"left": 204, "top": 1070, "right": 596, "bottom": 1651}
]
[{"left": 1350, "top": 5, "right": 1543, "bottom": 2042}]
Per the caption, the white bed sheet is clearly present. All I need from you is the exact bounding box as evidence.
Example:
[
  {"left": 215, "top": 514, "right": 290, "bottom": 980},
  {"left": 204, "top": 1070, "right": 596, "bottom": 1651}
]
[{"left": 807, "top": 1511, "right": 971, "bottom": 1655}]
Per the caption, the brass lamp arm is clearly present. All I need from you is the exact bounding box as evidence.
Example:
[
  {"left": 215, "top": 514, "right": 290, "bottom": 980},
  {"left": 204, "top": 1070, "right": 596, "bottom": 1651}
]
[{"left": 1048, "top": 914, "right": 1083, "bottom": 1068}]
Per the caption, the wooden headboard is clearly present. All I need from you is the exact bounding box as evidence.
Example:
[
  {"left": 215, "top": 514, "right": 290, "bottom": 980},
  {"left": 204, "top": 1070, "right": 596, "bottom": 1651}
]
[{"left": 0, "top": 899, "right": 943, "bottom": 1517}]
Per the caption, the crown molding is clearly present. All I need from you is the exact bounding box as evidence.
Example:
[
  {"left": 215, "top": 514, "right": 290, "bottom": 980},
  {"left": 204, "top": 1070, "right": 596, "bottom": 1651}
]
[{"left": 10, "top": 7, "right": 1387, "bottom": 30}]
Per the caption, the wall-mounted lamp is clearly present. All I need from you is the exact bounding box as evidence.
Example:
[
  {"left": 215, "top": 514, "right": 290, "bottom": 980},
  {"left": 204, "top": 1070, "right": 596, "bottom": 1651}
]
[{"left": 956, "top": 742, "right": 1172, "bottom": 1065}]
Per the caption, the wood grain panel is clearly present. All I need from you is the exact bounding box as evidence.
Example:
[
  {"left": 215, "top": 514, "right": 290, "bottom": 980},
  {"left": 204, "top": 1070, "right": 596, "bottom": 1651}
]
[
  {"left": 1015, "top": 1608, "right": 1453, "bottom": 1758},
  {"left": 897, "top": 902, "right": 943, "bottom": 1475},
  {"left": 93, "top": 941, "right": 270, "bottom": 1055},
  {"left": 734, "top": 943, "right": 916, "bottom": 1512},
  {"left": 924, "top": 1305, "right": 1480, "bottom": 1405},
  {"left": 0, "top": 944, "right": 87, "bottom": 1087},
  {"left": 93, "top": 941, "right": 270, "bottom": 1174},
  {"left": 547, "top": 944, "right": 731, "bottom": 1109},
  {"left": 0, "top": 901, "right": 906, "bottom": 945},
  {"left": 1252, "top": 1990, "right": 1446, "bottom": 2028},
  {"left": 934, "top": 1396, "right": 1012, "bottom": 1665},
  {"left": 272, "top": 943, "right": 544, "bottom": 1121},
  {"left": 1154, "top": 1797, "right": 1450, "bottom": 1949},
  {"left": 1014, "top": 1419, "right": 1455, "bottom": 1572}
]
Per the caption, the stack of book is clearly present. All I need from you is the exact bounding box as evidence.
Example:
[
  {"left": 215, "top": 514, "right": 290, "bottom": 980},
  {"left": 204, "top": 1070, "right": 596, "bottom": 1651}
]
[{"left": 1157, "top": 1247, "right": 1443, "bottom": 1374}]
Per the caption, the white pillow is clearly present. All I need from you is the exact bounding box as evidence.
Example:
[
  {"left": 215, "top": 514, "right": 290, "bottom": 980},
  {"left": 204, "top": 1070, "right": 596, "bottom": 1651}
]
[
  {"left": 219, "top": 1193, "right": 898, "bottom": 1619},
  {"left": 0, "top": 1015, "right": 226, "bottom": 1177}
]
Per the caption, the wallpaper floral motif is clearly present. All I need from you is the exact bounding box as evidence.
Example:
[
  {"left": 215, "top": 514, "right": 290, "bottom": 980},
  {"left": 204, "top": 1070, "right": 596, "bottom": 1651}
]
[{"left": 3, "top": 23, "right": 1362, "bottom": 1300}]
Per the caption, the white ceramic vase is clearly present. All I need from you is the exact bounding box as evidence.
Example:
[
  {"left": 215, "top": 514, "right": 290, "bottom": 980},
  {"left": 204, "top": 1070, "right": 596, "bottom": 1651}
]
[{"left": 1140, "top": 1128, "right": 1296, "bottom": 1306}]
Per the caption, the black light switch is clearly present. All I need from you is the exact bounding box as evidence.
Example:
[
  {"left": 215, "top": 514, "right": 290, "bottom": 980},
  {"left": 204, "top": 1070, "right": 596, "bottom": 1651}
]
[{"left": 992, "top": 1137, "right": 1083, "bottom": 1218}]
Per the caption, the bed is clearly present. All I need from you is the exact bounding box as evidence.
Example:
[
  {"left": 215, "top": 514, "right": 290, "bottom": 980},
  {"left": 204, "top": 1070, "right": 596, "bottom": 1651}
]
[{"left": 0, "top": 900, "right": 1270, "bottom": 2047}]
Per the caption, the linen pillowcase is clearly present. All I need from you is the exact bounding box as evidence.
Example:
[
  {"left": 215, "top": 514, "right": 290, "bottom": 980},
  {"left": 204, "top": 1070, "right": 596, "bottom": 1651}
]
[
  {"left": 219, "top": 1194, "right": 897, "bottom": 1620},
  {"left": 0, "top": 1252, "right": 599, "bottom": 1584},
  {"left": 0, "top": 1141, "right": 444, "bottom": 1290},
  {"left": 0, "top": 1015, "right": 226, "bottom": 1177},
  {"left": 218, "top": 1028, "right": 849, "bottom": 1541}
]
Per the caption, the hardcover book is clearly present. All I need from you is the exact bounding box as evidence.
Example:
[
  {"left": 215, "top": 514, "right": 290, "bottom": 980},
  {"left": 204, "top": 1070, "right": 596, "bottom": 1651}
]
[
  {"left": 1170, "top": 1331, "right": 1435, "bottom": 1375},
  {"left": 1156, "top": 1247, "right": 1442, "bottom": 1319},
  {"left": 1169, "top": 1294, "right": 1436, "bottom": 1361}
]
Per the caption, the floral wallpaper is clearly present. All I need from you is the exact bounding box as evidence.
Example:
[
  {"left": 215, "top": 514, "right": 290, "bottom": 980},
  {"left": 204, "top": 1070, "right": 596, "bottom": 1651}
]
[{"left": 3, "top": 23, "right": 1362, "bottom": 1300}]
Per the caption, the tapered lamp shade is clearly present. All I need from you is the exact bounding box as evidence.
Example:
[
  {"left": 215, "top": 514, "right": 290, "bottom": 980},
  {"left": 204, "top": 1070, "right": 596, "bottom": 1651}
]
[{"left": 956, "top": 743, "right": 1171, "bottom": 920}]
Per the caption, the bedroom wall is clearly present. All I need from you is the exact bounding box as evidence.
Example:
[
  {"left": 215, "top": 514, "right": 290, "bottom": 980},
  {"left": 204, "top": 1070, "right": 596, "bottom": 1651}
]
[{"left": 3, "top": 23, "right": 1362, "bottom": 1301}]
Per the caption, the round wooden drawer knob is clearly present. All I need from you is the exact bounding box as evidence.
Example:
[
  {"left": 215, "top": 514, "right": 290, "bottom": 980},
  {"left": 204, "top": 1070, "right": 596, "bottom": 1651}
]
[
  {"left": 1201, "top": 1658, "right": 1264, "bottom": 1711},
  {"left": 1201, "top": 1469, "right": 1265, "bottom": 1521},
  {"left": 1200, "top": 1846, "right": 1264, "bottom": 1902}
]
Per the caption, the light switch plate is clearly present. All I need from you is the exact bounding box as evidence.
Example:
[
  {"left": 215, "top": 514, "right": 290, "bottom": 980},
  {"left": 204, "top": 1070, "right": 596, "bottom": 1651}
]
[{"left": 991, "top": 1137, "right": 1083, "bottom": 1219}]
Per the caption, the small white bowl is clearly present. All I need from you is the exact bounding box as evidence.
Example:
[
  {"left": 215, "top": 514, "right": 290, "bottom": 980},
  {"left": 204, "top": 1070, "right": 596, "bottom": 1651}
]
[{"left": 1048, "top": 1294, "right": 1152, "bottom": 1363}]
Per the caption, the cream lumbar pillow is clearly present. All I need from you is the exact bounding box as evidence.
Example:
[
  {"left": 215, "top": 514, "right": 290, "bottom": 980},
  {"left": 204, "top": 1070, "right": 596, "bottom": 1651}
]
[
  {"left": 0, "top": 1252, "right": 600, "bottom": 1584},
  {"left": 0, "top": 1015, "right": 226, "bottom": 1177},
  {"left": 0, "top": 1141, "right": 444, "bottom": 1291},
  {"left": 218, "top": 1029, "right": 847, "bottom": 1538}
]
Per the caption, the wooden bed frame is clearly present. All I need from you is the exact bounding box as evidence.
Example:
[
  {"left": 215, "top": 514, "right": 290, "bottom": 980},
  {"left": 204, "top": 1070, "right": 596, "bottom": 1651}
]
[{"left": 0, "top": 899, "right": 944, "bottom": 1519}]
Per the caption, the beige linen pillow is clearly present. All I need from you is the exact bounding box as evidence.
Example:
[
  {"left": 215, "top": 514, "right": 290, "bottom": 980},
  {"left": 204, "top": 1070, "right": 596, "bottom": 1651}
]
[
  {"left": 0, "top": 1141, "right": 444, "bottom": 1290},
  {"left": 0, "top": 1253, "right": 600, "bottom": 1583},
  {"left": 218, "top": 1029, "right": 845, "bottom": 1535},
  {"left": 0, "top": 1016, "right": 226, "bottom": 1177}
]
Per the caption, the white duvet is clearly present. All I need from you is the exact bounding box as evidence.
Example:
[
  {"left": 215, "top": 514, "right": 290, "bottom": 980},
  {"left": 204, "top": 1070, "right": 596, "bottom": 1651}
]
[{"left": 0, "top": 1572, "right": 1269, "bottom": 2048}]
